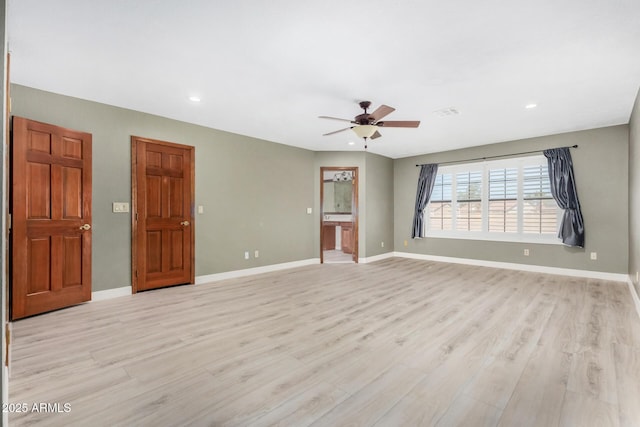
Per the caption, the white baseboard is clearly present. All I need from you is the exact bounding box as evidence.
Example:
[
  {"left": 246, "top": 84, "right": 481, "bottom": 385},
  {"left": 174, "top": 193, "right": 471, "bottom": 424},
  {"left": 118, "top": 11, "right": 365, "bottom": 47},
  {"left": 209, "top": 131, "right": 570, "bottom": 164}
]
[
  {"left": 628, "top": 277, "right": 640, "bottom": 320},
  {"left": 88, "top": 255, "right": 637, "bottom": 313},
  {"left": 92, "top": 286, "right": 132, "bottom": 301},
  {"left": 88, "top": 260, "right": 321, "bottom": 301},
  {"left": 393, "top": 251, "right": 629, "bottom": 282},
  {"left": 195, "top": 258, "right": 320, "bottom": 284},
  {"left": 359, "top": 252, "right": 395, "bottom": 264}
]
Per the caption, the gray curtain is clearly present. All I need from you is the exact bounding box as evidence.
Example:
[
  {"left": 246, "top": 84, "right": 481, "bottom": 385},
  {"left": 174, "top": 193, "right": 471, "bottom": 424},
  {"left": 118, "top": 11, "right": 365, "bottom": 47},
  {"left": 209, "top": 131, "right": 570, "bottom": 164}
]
[
  {"left": 543, "top": 147, "right": 584, "bottom": 247},
  {"left": 411, "top": 164, "right": 439, "bottom": 238}
]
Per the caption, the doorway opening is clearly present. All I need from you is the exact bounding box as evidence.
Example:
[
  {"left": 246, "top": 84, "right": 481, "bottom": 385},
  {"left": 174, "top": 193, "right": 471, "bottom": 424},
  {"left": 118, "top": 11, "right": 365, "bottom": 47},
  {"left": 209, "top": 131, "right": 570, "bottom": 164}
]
[{"left": 320, "top": 167, "right": 358, "bottom": 264}]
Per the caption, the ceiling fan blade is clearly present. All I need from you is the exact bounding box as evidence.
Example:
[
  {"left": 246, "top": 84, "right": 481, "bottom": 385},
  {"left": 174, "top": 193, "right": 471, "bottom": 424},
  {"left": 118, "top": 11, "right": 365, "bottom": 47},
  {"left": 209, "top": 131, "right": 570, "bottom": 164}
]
[
  {"left": 370, "top": 130, "right": 382, "bottom": 140},
  {"left": 323, "top": 126, "right": 353, "bottom": 136},
  {"left": 369, "top": 105, "right": 395, "bottom": 121},
  {"left": 318, "top": 116, "right": 354, "bottom": 123},
  {"left": 377, "top": 120, "right": 421, "bottom": 128}
]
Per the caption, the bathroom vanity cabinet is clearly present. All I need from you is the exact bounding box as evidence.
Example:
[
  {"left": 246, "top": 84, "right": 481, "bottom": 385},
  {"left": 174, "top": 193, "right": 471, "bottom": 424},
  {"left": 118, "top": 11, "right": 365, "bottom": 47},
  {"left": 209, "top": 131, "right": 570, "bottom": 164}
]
[{"left": 322, "top": 222, "right": 353, "bottom": 253}]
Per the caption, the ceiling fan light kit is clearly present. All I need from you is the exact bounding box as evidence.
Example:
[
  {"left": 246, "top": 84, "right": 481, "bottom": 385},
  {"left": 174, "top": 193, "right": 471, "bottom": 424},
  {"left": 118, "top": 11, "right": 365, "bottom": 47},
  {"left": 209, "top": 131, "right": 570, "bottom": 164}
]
[
  {"left": 352, "top": 124, "right": 378, "bottom": 139},
  {"left": 320, "top": 101, "right": 420, "bottom": 149}
]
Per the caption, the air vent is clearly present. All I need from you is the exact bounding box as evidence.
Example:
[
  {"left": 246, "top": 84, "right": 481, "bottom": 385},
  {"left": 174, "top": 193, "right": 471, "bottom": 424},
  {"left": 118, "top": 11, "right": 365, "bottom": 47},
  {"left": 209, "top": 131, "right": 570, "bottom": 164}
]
[{"left": 433, "top": 107, "right": 460, "bottom": 117}]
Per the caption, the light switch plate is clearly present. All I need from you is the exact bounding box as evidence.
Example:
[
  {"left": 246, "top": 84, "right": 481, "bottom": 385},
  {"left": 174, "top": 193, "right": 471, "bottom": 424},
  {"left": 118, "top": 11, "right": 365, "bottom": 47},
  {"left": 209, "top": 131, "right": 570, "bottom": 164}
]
[{"left": 113, "top": 202, "right": 130, "bottom": 213}]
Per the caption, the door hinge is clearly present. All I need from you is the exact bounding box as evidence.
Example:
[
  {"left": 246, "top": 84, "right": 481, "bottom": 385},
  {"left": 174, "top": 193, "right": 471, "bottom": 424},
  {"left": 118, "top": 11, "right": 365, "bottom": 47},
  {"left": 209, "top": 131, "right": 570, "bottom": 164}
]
[
  {"left": 135, "top": 270, "right": 138, "bottom": 277},
  {"left": 7, "top": 213, "right": 11, "bottom": 230}
]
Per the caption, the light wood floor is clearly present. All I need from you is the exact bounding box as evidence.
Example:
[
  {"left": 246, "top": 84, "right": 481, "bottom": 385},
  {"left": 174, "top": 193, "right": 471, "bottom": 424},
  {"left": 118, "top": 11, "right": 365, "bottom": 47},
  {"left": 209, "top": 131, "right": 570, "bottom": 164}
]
[
  {"left": 323, "top": 249, "right": 354, "bottom": 263},
  {"left": 8, "top": 258, "right": 640, "bottom": 426}
]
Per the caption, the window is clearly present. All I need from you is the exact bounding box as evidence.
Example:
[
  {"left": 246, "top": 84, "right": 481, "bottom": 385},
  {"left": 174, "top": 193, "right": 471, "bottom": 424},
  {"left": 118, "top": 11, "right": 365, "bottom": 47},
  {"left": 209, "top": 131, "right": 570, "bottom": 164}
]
[
  {"left": 455, "top": 171, "right": 482, "bottom": 231},
  {"left": 426, "top": 156, "right": 561, "bottom": 243},
  {"left": 429, "top": 173, "right": 452, "bottom": 230},
  {"left": 522, "top": 165, "right": 557, "bottom": 234},
  {"left": 488, "top": 167, "right": 518, "bottom": 232}
]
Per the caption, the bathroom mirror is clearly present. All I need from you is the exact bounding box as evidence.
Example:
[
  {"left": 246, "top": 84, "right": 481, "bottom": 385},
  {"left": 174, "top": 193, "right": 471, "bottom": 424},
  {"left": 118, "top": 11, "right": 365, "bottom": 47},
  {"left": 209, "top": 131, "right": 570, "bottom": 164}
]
[
  {"left": 322, "top": 171, "right": 353, "bottom": 213},
  {"left": 323, "top": 181, "right": 352, "bottom": 213}
]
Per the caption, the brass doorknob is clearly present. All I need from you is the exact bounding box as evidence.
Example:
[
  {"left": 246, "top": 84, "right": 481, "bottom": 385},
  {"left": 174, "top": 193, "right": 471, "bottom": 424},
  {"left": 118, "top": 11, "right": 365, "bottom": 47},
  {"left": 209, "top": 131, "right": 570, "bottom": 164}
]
[
  {"left": 180, "top": 221, "right": 190, "bottom": 226},
  {"left": 79, "top": 224, "right": 91, "bottom": 231}
]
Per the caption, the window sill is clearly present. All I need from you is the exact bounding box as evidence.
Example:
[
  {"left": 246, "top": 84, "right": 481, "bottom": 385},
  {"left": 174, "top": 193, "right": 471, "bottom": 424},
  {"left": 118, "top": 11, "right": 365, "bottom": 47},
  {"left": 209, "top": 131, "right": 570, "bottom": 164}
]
[{"left": 423, "top": 232, "right": 563, "bottom": 246}]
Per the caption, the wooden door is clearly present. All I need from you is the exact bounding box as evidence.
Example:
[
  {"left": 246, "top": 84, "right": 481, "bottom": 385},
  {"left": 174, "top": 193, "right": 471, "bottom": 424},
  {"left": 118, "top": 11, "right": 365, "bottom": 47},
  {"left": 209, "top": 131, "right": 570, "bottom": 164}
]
[
  {"left": 341, "top": 223, "right": 353, "bottom": 254},
  {"left": 132, "top": 136, "right": 194, "bottom": 292},
  {"left": 11, "top": 117, "right": 92, "bottom": 320},
  {"left": 322, "top": 224, "right": 336, "bottom": 250}
]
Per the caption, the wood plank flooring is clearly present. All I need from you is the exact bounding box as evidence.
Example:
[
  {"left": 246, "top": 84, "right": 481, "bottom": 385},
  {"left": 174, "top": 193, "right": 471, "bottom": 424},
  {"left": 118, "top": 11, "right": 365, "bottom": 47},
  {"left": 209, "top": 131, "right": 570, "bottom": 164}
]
[{"left": 8, "top": 258, "right": 640, "bottom": 426}]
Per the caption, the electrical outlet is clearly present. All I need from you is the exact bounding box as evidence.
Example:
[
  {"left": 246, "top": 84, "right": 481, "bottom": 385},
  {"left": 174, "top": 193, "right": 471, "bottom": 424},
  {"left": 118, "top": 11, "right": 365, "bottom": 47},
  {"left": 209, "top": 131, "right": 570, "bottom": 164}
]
[
  {"left": 381, "top": 242, "right": 384, "bottom": 248},
  {"left": 306, "top": 207, "right": 312, "bottom": 214},
  {"left": 404, "top": 240, "right": 408, "bottom": 247},
  {"left": 523, "top": 249, "right": 529, "bottom": 256},
  {"left": 254, "top": 250, "right": 259, "bottom": 258},
  {"left": 244, "top": 251, "right": 249, "bottom": 260},
  {"left": 590, "top": 252, "right": 597, "bottom": 260}
]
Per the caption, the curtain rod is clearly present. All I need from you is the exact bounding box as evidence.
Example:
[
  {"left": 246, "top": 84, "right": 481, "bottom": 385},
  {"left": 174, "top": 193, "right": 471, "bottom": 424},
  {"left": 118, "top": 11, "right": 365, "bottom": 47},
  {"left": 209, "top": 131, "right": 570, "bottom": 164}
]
[{"left": 415, "top": 145, "right": 578, "bottom": 167}]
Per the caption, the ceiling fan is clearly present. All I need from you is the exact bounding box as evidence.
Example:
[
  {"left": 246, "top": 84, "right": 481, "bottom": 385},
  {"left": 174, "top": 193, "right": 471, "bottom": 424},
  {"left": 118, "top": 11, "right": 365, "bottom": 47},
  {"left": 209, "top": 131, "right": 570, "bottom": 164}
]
[{"left": 319, "top": 101, "right": 420, "bottom": 148}]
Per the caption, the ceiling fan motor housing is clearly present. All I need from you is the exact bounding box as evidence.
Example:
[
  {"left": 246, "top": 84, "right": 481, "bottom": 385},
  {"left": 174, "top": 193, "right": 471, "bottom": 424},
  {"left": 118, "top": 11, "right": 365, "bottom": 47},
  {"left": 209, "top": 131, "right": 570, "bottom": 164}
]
[{"left": 355, "top": 113, "right": 373, "bottom": 125}]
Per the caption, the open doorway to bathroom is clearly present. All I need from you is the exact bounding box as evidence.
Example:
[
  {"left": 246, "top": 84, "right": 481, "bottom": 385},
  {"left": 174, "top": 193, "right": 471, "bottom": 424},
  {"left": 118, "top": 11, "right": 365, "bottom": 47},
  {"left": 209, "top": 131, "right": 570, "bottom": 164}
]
[{"left": 320, "top": 167, "right": 358, "bottom": 263}]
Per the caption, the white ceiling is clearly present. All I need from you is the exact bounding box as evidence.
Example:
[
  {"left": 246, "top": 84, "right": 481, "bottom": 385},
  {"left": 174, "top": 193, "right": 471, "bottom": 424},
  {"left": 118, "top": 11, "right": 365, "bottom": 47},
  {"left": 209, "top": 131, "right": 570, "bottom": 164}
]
[{"left": 7, "top": 0, "right": 640, "bottom": 159}]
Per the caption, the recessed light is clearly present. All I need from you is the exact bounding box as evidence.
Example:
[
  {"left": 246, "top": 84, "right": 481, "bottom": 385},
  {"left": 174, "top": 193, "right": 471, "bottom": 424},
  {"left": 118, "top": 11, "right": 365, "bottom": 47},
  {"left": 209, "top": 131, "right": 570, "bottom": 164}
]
[
  {"left": 525, "top": 103, "right": 537, "bottom": 109},
  {"left": 348, "top": 141, "right": 355, "bottom": 146},
  {"left": 189, "top": 96, "right": 201, "bottom": 102}
]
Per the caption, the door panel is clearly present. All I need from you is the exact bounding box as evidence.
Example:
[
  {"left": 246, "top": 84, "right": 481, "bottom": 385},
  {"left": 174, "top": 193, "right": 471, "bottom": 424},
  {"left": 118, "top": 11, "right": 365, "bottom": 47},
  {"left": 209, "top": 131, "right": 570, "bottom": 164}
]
[
  {"left": 62, "top": 166, "right": 83, "bottom": 217},
  {"left": 169, "top": 178, "right": 184, "bottom": 217},
  {"left": 146, "top": 175, "right": 162, "bottom": 217},
  {"left": 28, "top": 163, "right": 51, "bottom": 217},
  {"left": 27, "top": 238, "right": 51, "bottom": 293},
  {"left": 12, "top": 117, "right": 92, "bottom": 320},
  {"left": 63, "top": 235, "right": 83, "bottom": 286},
  {"left": 132, "top": 136, "right": 194, "bottom": 292},
  {"left": 170, "top": 230, "right": 184, "bottom": 270}
]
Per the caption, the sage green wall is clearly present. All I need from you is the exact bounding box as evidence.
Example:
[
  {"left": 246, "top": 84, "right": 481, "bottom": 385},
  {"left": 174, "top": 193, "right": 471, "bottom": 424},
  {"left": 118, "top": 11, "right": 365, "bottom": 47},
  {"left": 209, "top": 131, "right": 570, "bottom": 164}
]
[
  {"left": 9, "top": 85, "right": 634, "bottom": 284},
  {"left": 394, "top": 125, "right": 629, "bottom": 273},
  {"left": 630, "top": 88, "right": 640, "bottom": 295},
  {"left": 365, "top": 152, "right": 394, "bottom": 257},
  {"left": 11, "top": 85, "right": 316, "bottom": 291}
]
